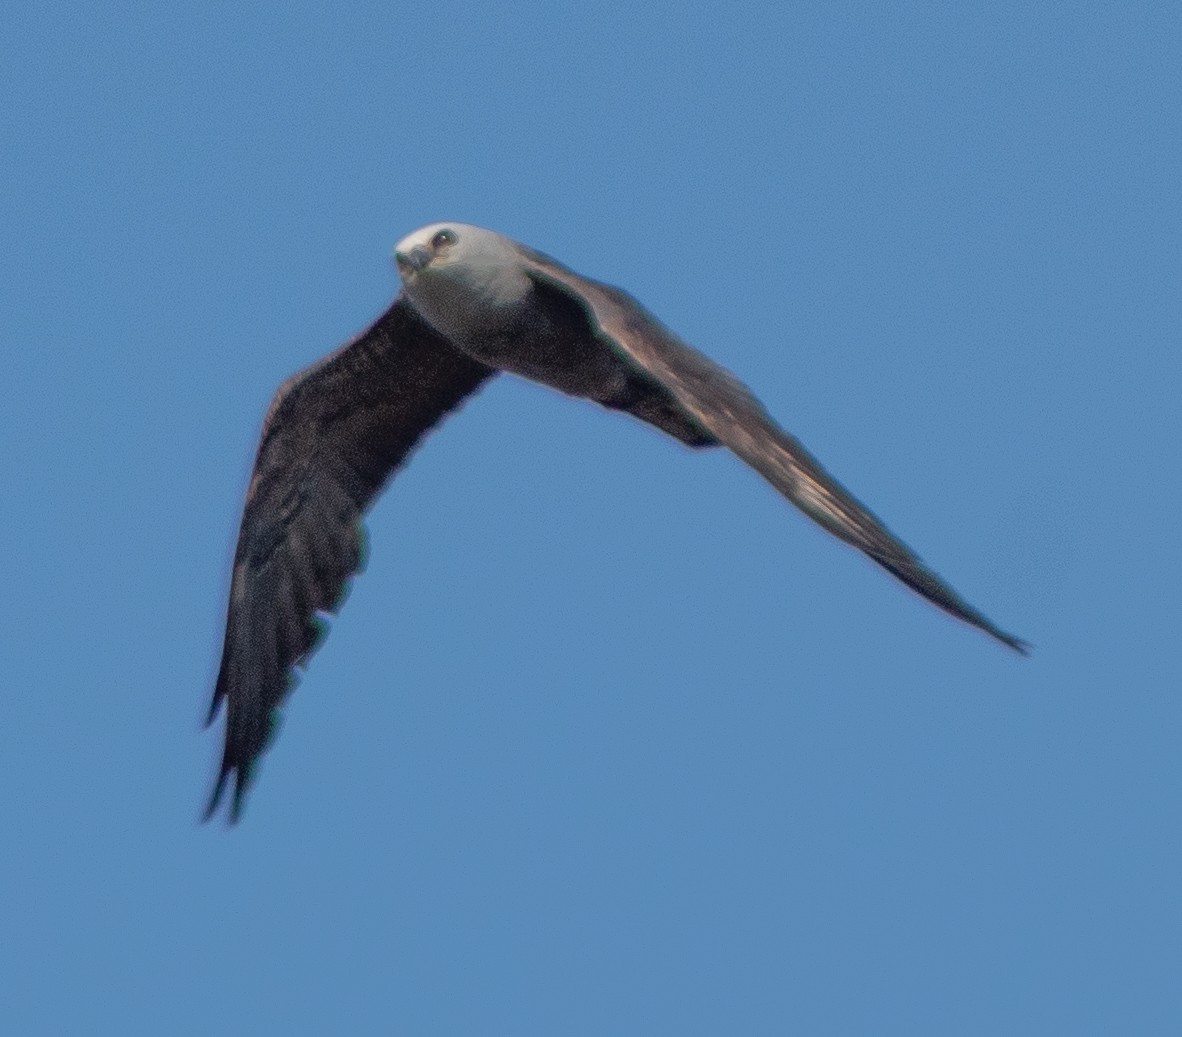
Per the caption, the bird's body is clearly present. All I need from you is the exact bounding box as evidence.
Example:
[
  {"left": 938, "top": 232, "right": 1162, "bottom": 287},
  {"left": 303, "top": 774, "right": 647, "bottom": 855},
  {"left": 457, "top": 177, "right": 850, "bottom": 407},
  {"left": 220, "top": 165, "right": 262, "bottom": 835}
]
[
  {"left": 398, "top": 224, "right": 714, "bottom": 444},
  {"left": 205, "top": 222, "right": 1026, "bottom": 821}
]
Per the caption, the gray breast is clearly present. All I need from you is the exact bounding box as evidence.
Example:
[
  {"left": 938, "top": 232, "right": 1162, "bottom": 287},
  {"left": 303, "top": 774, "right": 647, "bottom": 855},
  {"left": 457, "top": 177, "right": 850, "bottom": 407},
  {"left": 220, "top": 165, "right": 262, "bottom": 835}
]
[{"left": 459, "top": 277, "right": 635, "bottom": 402}]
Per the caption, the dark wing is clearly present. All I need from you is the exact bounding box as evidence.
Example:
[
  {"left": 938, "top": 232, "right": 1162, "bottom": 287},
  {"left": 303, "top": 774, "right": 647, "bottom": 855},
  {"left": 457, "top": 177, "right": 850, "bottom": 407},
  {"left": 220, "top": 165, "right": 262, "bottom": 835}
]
[
  {"left": 206, "top": 296, "right": 494, "bottom": 821},
  {"left": 516, "top": 245, "right": 1027, "bottom": 654}
]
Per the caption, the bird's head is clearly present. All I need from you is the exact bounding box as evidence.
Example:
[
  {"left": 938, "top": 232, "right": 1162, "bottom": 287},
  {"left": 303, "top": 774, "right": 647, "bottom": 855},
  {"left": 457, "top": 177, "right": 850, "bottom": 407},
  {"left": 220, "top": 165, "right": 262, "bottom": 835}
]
[{"left": 393, "top": 223, "right": 531, "bottom": 342}]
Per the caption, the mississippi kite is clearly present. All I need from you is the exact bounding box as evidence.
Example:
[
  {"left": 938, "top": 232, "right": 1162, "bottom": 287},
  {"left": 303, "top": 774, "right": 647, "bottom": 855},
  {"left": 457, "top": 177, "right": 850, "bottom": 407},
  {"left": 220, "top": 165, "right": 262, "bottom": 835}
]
[{"left": 205, "top": 223, "right": 1026, "bottom": 820}]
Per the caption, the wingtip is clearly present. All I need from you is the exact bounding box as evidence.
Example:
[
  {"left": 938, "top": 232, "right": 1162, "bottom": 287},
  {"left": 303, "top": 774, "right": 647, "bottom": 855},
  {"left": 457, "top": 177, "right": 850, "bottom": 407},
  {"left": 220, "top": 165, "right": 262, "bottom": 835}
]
[
  {"left": 201, "top": 764, "right": 251, "bottom": 825},
  {"left": 202, "top": 768, "right": 230, "bottom": 823},
  {"left": 996, "top": 631, "right": 1032, "bottom": 656}
]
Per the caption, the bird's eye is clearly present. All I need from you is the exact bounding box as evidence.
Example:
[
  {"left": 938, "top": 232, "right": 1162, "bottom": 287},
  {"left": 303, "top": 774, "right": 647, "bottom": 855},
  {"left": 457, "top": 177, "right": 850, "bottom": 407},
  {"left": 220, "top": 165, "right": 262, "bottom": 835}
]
[{"left": 431, "top": 229, "right": 457, "bottom": 249}]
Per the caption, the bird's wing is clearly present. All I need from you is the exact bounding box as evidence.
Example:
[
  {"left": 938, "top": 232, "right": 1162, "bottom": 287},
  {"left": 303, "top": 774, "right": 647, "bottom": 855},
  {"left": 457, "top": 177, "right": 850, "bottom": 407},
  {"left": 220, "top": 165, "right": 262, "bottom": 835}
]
[
  {"left": 206, "top": 296, "right": 495, "bottom": 820},
  {"left": 516, "top": 245, "right": 1026, "bottom": 653}
]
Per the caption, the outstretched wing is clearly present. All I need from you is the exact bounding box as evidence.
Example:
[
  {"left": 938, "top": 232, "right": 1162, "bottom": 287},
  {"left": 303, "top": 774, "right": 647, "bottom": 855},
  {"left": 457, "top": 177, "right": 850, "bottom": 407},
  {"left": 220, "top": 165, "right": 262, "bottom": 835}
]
[
  {"left": 206, "top": 297, "right": 494, "bottom": 821},
  {"left": 517, "top": 245, "right": 1026, "bottom": 654}
]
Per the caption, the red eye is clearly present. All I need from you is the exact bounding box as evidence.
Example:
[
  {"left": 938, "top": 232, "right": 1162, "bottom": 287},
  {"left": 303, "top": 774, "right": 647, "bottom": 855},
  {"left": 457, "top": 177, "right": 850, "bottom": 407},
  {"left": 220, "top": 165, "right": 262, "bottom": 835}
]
[{"left": 431, "top": 229, "right": 457, "bottom": 249}]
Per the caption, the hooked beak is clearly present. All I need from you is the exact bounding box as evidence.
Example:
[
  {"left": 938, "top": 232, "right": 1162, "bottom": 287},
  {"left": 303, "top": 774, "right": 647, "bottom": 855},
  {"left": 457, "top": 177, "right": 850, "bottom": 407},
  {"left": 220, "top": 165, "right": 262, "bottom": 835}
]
[{"left": 394, "top": 245, "right": 432, "bottom": 278}]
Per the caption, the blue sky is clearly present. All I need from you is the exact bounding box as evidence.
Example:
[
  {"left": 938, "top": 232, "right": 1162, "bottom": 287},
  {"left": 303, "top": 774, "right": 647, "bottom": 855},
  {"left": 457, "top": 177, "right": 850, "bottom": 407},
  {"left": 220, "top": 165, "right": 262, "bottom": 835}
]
[{"left": 3, "top": 1, "right": 1180, "bottom": 1032}]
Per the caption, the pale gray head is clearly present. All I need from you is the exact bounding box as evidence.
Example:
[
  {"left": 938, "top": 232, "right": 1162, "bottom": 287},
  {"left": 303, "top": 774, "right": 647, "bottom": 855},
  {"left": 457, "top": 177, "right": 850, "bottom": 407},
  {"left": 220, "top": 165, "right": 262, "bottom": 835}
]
[{"left": 393, "top": 222, "right": 532, "bottom": 343}]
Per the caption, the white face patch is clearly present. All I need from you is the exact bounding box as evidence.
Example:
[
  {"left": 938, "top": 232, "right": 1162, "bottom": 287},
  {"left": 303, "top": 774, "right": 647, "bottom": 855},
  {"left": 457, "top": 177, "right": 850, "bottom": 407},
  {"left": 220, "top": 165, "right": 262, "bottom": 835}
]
[{"left": 394, "top": 223, "right": 532, "bottom": 343}]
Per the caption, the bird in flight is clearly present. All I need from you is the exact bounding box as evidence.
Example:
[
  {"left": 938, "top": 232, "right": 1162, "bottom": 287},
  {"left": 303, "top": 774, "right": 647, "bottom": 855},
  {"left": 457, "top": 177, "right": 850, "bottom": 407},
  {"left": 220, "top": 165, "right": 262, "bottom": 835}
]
[{"left": 205, "top": 222, "right": 1026, "bottom": 821}]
